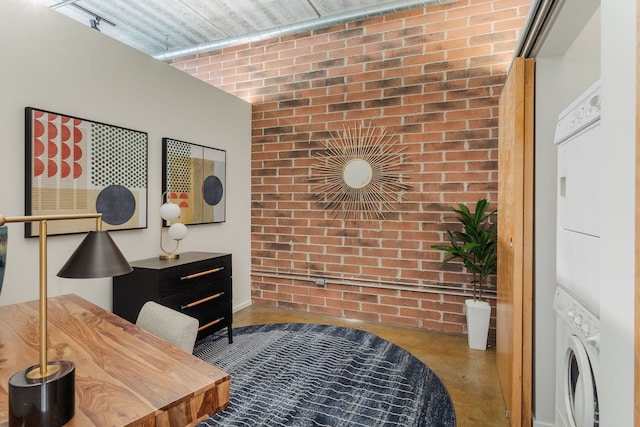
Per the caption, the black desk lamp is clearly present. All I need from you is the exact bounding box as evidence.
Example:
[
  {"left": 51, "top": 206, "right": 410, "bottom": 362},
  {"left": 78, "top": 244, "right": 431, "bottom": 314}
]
[{"left": 0, "top": 213, "right": 132, "bottom": 427}]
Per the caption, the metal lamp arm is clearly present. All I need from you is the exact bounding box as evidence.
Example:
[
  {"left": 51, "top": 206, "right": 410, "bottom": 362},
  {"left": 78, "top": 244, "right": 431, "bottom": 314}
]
[
  {"left": 0, "top": 213, "right": 103, "bottom": 378},
  {"left": 160, "top": 227, "right": 180, "bottom": 257}
]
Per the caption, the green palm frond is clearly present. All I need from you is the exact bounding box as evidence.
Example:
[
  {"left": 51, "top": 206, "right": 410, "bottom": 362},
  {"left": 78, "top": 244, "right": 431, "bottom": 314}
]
[{"left": 431, "top": 198, "right": 497, "bottom": 300}]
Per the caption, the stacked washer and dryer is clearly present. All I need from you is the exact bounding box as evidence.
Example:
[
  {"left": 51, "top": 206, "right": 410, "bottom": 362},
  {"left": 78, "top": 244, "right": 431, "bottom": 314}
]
[{"left": 553, "top": 81, "right": 601, "bottom": 427}]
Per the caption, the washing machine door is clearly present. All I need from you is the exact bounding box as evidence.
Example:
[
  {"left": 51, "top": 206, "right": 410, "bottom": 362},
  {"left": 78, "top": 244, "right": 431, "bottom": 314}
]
[{"left": 563, "top": 335, "right": 598, "bottom": 427}]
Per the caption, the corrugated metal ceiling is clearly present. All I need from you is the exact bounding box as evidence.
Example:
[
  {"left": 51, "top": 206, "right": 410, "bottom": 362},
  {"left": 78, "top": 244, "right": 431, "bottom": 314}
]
[{"left": 37, "top": 0, "right": 451, "bottom": 59}]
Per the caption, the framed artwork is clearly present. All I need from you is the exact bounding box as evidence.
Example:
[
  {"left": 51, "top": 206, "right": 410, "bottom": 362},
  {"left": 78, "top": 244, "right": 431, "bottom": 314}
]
[
  {"left": 162, "top": 138, "right": 226, "bottom": 225},
  {"left": 25, "top": 107, "right": 148, "bottom": 237}
]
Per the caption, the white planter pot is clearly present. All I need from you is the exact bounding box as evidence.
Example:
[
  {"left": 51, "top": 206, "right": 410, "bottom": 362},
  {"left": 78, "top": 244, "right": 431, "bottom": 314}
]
[{"left": 465, "top": 299, "right": 491, "bottom": 350}]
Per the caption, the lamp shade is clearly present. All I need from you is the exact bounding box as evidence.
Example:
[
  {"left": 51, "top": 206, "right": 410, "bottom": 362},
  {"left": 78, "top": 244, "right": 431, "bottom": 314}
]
[
  {"left": 168, "top": 223, "right": 187, "bottom": 240},
  {"left": 160, "top": 202, "right": 180, "bottom": 221},
  {"left": 57, "top": 231, "right": 132, "bottom": 278}
]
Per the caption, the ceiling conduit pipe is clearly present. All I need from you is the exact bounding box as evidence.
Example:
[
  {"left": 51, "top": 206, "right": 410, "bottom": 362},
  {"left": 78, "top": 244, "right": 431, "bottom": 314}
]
[{"left": 153, "top": 0, "right": 458, "bottom": 61}]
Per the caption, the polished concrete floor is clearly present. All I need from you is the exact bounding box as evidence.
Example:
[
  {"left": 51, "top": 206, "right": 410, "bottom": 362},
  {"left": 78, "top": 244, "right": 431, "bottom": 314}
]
[{"left": 233, "top": 305, "right": 509, "bottom": 427}]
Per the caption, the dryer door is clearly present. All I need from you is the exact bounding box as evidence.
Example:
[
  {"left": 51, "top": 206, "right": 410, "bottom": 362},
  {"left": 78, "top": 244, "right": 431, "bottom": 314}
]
[{"left": 563, "top": 335, "right": 598, "bottom": 427}]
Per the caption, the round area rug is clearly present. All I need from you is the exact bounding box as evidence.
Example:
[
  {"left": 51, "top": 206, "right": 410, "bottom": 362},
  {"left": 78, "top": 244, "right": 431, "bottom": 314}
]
[{"left": 195, "top": 323, "right": 456, "bottom": 427}]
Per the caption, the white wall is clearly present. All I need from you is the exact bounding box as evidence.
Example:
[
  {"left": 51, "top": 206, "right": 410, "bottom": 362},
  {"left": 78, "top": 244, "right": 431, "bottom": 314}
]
[
  {"left": 600, "top": 0, "right": 636, "bottom": 425},
  {"left": 531, "top": 2, "right": 600, "bottom": 426},
  {"left": 534, "top": 0, "right": 637, "bottom": 425},
  {"left": 0, "top": 1, "right": 252, "bottom": 313}
]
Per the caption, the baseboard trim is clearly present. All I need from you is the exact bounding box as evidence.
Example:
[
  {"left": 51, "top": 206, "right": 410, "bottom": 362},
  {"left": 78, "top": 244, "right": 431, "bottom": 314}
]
[{"left": 233, "top": 299, "right": 252, "bottom": 312}]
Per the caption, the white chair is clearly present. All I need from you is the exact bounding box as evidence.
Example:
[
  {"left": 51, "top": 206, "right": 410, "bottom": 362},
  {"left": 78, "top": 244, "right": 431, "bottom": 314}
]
[{"left": 135, "top": 301, "right": 199, "bottom": 353}]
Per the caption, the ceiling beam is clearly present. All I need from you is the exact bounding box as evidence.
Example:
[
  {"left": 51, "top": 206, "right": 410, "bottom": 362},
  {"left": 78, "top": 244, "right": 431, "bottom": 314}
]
[
  {"left": 154, "top": 0, "right": 458, "bottom": 61},
  {"left": 306, "top": 0, "right": 321, "bottom": 18},
  {"left": 50, "top": 0, "right": 80, "bottom": 9}
]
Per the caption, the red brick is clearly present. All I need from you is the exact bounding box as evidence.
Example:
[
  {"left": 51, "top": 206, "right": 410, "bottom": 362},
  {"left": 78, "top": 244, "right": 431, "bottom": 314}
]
[
  {"left": 362, "top": 303, "right": 399, "bottom": 316},
  {"left": 169, "top": 0, "right": 529, "bottom": 339}
]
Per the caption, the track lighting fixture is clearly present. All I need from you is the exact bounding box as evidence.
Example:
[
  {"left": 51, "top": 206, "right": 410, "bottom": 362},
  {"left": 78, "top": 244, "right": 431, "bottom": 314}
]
[{"left": 90, "top": 17, "right": 101, "bottom": 31}]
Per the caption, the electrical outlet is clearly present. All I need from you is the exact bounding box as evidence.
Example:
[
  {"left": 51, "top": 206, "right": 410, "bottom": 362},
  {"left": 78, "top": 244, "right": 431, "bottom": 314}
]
[{"left": 314, "top": 278, "right": 326, "bottom": 286}]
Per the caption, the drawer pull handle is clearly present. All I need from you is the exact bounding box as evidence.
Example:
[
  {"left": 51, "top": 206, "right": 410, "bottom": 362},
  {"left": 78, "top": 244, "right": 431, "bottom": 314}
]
[
  {"left": 181, "top": 292, "right": 225, "bottom": 309},
  {"left": 198, "top": 317, "right": 224, "bottom": 331},
  {"left": 181, "top": 267, "right": 224, "bottom": 281}
]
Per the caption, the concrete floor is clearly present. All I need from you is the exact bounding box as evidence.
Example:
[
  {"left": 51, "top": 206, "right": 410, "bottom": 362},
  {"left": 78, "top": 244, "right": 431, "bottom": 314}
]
[{"left": 232, "top": 305, "right": 509, "bottom": 427}]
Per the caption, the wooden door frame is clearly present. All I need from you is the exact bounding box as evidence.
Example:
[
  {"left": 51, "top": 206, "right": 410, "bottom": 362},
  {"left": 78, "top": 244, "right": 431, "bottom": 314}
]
[
  {"left": 496, "top": 56, "right": 534, "bottom": 427},
  {"left": 634, "top": 1, "right": 640, "bottom": 424},
  {"left": 521, "top": 58, "right": 534, "bottom": 427}
]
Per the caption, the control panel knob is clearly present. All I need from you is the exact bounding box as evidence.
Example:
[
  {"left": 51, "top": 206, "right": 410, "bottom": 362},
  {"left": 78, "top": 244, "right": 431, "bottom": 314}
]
[{"left": 574, "top": 314, "right": 582, "bottom": 325}]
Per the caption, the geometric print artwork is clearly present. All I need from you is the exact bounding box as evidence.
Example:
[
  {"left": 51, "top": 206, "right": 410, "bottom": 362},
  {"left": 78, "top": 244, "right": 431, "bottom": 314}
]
[
  {"left": 91, "top": 123, "right": 147, "bottom": 188},
  {"left": 162, "top": 138, "right": 226, "bottom": 225},
  {"left": 25, "top": 107, "right": 148, "bottom": 236}
]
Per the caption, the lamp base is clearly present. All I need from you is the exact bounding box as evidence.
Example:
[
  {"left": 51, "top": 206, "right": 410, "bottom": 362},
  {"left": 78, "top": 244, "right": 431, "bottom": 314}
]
[
  {"left": 9, "top": 360, "right": 75, "bottom": 427},
  {"left": 159, "top": 253, "right": 179, "bottom": 260}
]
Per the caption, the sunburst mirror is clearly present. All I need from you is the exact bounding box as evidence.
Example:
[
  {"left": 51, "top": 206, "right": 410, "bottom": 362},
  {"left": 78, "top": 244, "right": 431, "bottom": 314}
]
[{"left": 311, "top": 123, "right": 409, "bottom": 220}]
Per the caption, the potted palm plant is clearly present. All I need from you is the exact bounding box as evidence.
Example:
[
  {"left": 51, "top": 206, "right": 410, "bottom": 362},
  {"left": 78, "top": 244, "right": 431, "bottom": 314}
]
[{"left": 432, "top": 198, "right": 497, "bottom": 350}]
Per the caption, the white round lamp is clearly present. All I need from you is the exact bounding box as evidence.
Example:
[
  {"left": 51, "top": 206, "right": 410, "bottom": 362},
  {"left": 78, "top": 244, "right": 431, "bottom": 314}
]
[
  {"left": 168, "top": 222, "right": 187, "bottom": 240},
  {"left": 160, "top": 202, "right": 180, "bottom": 222},
  {"left": 159, "top": 193, "right": 188, "bottom": 259}
]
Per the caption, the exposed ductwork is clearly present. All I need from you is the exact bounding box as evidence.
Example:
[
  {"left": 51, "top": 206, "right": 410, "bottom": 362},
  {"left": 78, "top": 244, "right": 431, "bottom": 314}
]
[{"left": 154, "top": 0, "right": 458, "bottom": 61}]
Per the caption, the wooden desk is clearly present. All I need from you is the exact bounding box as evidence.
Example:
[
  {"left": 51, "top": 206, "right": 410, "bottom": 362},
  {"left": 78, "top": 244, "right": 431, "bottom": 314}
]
[{"left": 0, "top": 294, "right": 230, "bottom": 426}]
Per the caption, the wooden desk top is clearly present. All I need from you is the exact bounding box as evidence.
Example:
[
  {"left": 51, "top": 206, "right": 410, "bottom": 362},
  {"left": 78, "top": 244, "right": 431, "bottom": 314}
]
[{"left": 0, "top": 294, "right": 230, "bottom": 426}]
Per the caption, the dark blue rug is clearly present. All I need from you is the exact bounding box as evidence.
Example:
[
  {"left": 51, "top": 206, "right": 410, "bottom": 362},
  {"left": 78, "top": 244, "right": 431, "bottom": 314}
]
[{"left": 194, "top": 323, "right": 456, "bottom": 427}]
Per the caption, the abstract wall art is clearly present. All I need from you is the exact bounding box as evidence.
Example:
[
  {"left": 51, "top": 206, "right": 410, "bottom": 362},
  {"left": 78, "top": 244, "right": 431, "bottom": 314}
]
[
  {"left": 311, "top": 123, "right": 410, "bottom": 220},
  {"left": 25, "top": 107, "right": 148, "bottom": 236},
  {"left": 162, "top": 138, "right": 226, "bottom": 225}
]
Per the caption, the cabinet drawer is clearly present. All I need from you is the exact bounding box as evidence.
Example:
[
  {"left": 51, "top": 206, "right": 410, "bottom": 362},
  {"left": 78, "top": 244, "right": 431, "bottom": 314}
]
[
  {"left": 160, "top": 282, "right": 231, "bottom": 338},
  {"left": 160, "top": 279, "right": 230, "bottom": 312},
  {"left": 158, "top": 255, "right": 231, "bottom": 298}
]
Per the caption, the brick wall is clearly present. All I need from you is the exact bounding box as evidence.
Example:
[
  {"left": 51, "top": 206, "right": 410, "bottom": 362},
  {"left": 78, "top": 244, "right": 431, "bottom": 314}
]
[{"left": 169, "top": 0, "right": 530, "bottom": 342}]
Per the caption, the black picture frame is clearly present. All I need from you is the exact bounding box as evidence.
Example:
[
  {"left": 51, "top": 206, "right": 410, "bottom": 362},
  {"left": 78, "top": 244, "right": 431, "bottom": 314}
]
[
  {"left": 25, "top": 107, "right": 148, "bottom": 237},
  {"left": 162, "top": 138, "right": 226, "bottom": 225}
]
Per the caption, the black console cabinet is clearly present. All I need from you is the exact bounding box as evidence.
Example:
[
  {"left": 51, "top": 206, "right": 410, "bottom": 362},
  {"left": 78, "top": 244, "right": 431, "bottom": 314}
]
[{"left": 113, "top": 251, "right": 232, "bottom": 342}]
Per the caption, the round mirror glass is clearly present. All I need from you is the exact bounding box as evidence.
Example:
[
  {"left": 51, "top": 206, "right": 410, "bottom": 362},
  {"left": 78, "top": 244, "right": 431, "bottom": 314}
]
[{"left": 343, "top": 158, "right": 373, "bottom": 189}]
